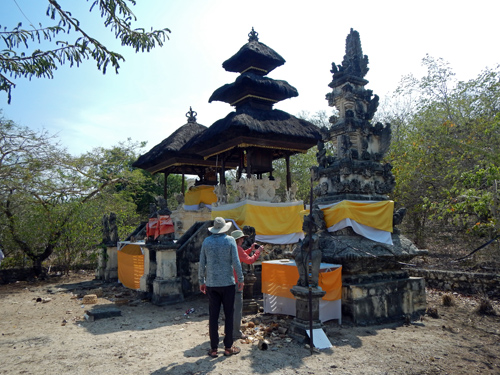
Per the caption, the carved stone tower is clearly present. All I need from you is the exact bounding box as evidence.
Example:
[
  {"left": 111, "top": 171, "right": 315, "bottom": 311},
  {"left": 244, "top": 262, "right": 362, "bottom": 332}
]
[
  {"left": 315, "top": 29, "right": 427, "bottom": 325},
  {"left": 316, "top": 28, "right": 394, "bottom": 203}
]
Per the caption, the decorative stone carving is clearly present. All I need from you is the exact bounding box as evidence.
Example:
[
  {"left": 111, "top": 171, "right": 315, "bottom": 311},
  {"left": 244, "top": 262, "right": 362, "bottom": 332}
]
[
  {"left": 101, "top": 214, "right": 111, "bottom": 245},
  {"left": 213, "top": 184, "right": 228, "bottom": 206},
  {"left": 174, "top": 192, "right": 184, "bottom": 209},
  {"left": 286, "top": 182, "right": 299, "bottom": 202},
  {"left": 109, "top": 212, "right": 119, "bottom": 245},
  {"left": 230, "top": 176, "right": 283, "bottom": 203},
  {"left": 292, "top": 215, "right": 322, "bottom": 287},
  {"left": 102, "top": 212, "right": 118, "bottom": 246}
]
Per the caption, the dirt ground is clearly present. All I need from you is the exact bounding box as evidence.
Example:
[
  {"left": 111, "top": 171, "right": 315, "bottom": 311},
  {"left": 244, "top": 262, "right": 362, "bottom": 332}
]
[{"left": 1, "top": 271, "right": 500, "bottom": 375}]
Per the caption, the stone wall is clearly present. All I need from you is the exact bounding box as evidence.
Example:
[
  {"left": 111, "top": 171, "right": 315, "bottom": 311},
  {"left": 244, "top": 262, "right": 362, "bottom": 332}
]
[
  {"left": 170, "top": 208, "right": 212, "bottom": 240},
  {"left": 407, "top": 268, "right": 500, "bottom": 298}
]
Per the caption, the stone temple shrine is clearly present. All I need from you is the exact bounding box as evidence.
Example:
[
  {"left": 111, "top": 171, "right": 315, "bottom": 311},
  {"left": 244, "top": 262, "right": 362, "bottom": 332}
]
[{"left": 98, "top": 28, "right": 427, "bottom": 327}]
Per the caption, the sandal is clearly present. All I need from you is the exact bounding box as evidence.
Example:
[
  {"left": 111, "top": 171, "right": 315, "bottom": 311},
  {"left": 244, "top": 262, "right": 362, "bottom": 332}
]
[
  {"left": 224, "top": 346, "right": 241, "bottom": 356},
  {"left": 208, "top": 349, "right": 218, "bottom": 358}
]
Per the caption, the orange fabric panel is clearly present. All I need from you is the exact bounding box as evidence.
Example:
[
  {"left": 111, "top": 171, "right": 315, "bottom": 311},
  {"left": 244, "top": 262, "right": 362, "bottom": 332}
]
[
  {"left": 118, "top": 250, "right": 144, "bottom": 290},
  {"left": 147, "top": 216, "right": 174, "bottom": 239},
  {"left": 156, "top": 215, "right": 174, "bottom": 238},
  {"left": 319, "top": 268, "right": 342, "bottom": 301},
  {"left": 262, "top": 262, "right": 298, "bottom": 299},
  {"left": 146, "top": 218, "right": 158, "bottom": 237},
  {"left": 261, "top": 261, "right": 342, "bottom": 301},
  {"left": 120, "top": 244, "right": 142, "bottom": 255}
]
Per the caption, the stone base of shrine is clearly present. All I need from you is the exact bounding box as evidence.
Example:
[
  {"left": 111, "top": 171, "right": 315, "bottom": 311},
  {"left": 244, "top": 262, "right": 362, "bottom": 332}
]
[
  {"left": 288, "top": 317, "right": 324, "bottom": 344},
  {"left": 152, "top": 277, "right": 184, "bottom": 305},
  {"left": 341, "top": 272, "right": 426, "bottom": 325},
  {"left": 140, "top": 274, "right": 155, "bottom": 295},
  {"left": 95, "top": 246, "right": 118, "bottom": 282},
  {"left": 243, "top": 299, "right": 259, "bottom": 315},
  {"left": 287, "top": 286, "right": 326, "bottom": 343}
]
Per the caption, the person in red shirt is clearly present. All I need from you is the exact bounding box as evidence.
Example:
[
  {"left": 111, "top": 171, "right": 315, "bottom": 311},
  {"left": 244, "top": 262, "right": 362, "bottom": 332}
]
[{"left": 231, "top": 229, "right": 262, "bottom": 339}]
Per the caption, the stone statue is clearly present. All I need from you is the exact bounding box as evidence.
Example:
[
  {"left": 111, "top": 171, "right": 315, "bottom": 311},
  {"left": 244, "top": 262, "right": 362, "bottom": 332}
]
[
  {"left": 231, "top": 179, "right": 245, "bottom": 202},
  {"left": 213, "top": 184, "right": 228, "bottom": 206},
  {"left": 286, "top": 182, "right": 299, "bottom": 202},
  {"left": 316, "top": 140, "right": 328, "bottom": 168},
  {"left": 293, "top": 215, "right": 322, "bottom": 287},
  {"left": 244, "top": 177, "right": 256, "bottom": 200},
  {"left": 175, "top": 192, "right": 184, "bottom": 209},
  {"left": 149, "top": 203, "right": 156, "bottom": 218},
  {"left": 156, "top": 196, "right": 171, "bottom": 215},
  {"left": 109, "top": 212, "right": 118, "bottom": 245},
  {"left": 102, "top": 214, "right": 111, "bottom": 245}
]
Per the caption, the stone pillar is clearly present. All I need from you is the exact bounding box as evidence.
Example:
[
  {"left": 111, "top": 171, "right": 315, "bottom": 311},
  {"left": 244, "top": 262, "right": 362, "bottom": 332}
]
[
  {"left": 95, "top": 246, "right": 118, "bottom": 282},
  {"left": 288, "top": 286, "right": 326, "bottom": 344},
  {"left": 95, "top": 248, "right": 106, "bottom": 280},
  {"left": 140, "top": 247, "right": 157, "bottom": 295},
  {"left": 242, "top": 272, "right": 259, "bottom": 314},
  {"left": 152, "top": 248, "right": 183, "bottom": 305}
]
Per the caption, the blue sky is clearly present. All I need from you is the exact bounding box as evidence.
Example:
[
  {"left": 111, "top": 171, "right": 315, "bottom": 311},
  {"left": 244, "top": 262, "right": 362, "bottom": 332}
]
[{"left": 2, "top": 0, "right": 499, "bottom": 156}]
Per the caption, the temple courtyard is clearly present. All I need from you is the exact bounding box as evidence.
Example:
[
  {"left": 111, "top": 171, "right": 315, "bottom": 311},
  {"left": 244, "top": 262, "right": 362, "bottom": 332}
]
[{"left": 1, "top": 271, "right": 499, "bottom": 374}]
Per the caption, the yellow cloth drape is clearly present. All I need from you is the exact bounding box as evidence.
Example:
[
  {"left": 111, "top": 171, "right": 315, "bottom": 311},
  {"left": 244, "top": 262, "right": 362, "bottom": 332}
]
[
  {"left": 321, "top": 200, "right": 394, "bottom": 232},
  {"left": 184, "top": 185, "right": 217, "bottom": 206},
  {"left": 261, "top": 261, "right": 342, "bottom": 301},
  {"left": 117, "top": 245, "right": 144, "bottom": 290},
  {"left": 212, "top": 201, "right": 303, "bottom": 236}
]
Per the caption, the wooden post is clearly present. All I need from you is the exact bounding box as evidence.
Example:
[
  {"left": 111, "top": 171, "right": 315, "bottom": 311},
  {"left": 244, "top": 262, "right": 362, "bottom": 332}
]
[
  {"left": 164, "top": 172, "right": 170, "bottom": 199},
  {"left": 286, "top": 154, "right": 291, "bottom": 191},
  {"left": 247, "top": 149, "right": 253, "bottom": 177},
  {"left": 181, "top": 173, "right": 185, "bottom": 196},
  {"left": 221, "top": 156, "right": 226, "bottom": 186}
]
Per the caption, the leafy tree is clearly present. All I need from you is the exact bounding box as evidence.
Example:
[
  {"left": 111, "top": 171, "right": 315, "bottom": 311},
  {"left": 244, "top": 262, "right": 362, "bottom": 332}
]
[
  {"left": 1, "top": 0, "right": 170, "bottom": 103},
  {"left": 386, "top": 56, "right": 500, "bottom": 250},
  {"left": 273, "top": 109, "right": 339, "bottom": 202},
  {"left": 272, "top": 147, "right": 318, "bottom": 203},
  {"left": 53, "top": 192, "right": 139, "bottom": 274},
  {"left": 0, "top": 115, "right": 154, "bottom": 275}
]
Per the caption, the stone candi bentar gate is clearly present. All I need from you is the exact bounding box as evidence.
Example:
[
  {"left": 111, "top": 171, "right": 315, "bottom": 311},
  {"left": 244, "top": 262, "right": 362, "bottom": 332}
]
[{"left": 117, "top": 28, "right": 427, "bottom": 325}]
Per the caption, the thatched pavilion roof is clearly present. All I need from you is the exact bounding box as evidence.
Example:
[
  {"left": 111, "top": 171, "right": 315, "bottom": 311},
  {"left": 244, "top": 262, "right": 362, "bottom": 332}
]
[
  {"left": 209, "top": 73, "right": 298, "bottom": 106},
  {"left": 132, "top": 121, "right": 209, "bottom": 174},
  {"left": 222, "top": 28, "right": 285, "bottom": 74},
  {"left": 182, "top": 106, "right": 324, "bottom": 160},
  {"left": 132, "top": 107, "right": 241, "bottom": 175}
]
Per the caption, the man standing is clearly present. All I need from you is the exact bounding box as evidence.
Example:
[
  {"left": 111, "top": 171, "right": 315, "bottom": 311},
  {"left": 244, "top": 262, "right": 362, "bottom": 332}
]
[{"left": 199, "top": 217, "right": 244, "bottom": 358}]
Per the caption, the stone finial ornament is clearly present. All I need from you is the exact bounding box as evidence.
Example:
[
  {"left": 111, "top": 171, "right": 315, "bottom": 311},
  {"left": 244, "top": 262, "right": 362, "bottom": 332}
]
[
  {"left": 248, "top": 27, "right": 259, "bottom": 42},
  {"left": 186, "top": 106, "right": 197, "bottom": 123}
]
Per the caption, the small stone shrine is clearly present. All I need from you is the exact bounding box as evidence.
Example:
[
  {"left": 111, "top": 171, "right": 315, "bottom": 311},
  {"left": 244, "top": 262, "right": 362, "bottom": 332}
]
[
  {"left": 311, "top": 29, "right": 427, "bottom": 325},
  {"left": 95, "top": 212, "right": 119, "bottom": 282}
]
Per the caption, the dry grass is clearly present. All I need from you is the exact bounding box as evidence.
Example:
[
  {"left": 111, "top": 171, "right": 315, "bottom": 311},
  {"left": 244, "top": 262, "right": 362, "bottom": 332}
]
[
  {"left": 476, "top": 298, "right": 497, "bottom": 316},
  {"left": 442, "top": 293, "right": 455, "bottom": 306}
]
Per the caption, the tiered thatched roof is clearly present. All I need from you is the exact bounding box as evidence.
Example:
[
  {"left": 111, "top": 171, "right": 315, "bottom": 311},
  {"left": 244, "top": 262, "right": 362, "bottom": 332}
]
[
  {"left": 182, "top": 107, "right": 323, "bottom": 160},
  {"left": 133, "top": 30, "right": 324, "bottom": 179}
]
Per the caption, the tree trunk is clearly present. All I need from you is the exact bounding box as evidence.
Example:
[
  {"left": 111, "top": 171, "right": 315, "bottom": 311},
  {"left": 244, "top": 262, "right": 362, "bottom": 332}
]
[{"left": 32, "top": 257, "right": 45, "bottom": 277}]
